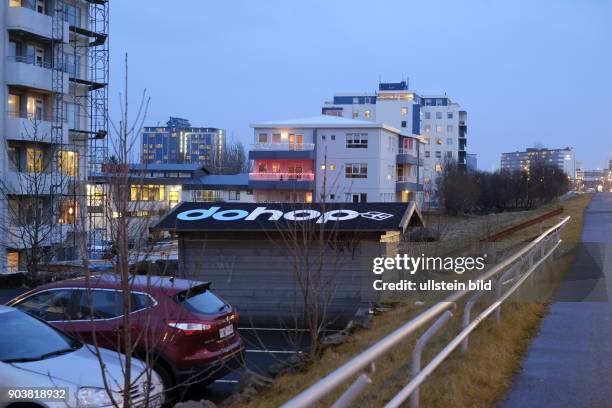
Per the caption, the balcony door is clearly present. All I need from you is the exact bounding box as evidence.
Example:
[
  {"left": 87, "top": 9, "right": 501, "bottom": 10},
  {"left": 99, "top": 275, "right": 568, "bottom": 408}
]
[
  {"left": 27, "top": 96, "right": 44, "bottom": 120},
  {"left": 289, "top": 134, "right": 303, "bottom": 151}
]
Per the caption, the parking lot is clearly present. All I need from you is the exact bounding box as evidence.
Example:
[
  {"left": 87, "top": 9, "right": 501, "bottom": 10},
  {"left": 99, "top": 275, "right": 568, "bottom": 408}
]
[{"left": 0, "top": 288, "right": 321, "bottom": 404}]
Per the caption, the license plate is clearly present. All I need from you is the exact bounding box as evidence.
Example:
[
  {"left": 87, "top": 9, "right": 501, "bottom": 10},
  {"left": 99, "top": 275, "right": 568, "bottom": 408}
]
[{"left": 219, "top": 324, "right": 234, "bottom": 339}]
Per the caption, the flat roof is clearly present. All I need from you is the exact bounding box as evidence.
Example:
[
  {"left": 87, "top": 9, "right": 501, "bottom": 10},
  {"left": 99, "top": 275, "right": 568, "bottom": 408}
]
[
  {"left": 250, "top": 115, "right": 401, "bottom": 134},
  {"left": 130, "top": 163, "right": 209, "bottom": 172},
  {"left": 153, "top": 202, "right": 424, "bottom": 233}
]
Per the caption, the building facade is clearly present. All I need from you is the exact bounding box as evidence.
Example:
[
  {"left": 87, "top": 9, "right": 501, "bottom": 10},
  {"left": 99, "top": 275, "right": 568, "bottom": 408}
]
[
  {"left": 248, "top": 115, "right": 424, "bottom": 204},
  {"left": 321, "top": 81, "right": 467, "bottom": 204},
  {"left": 141, "top": 117, "right": 225, "bottom": 166},
  {"left": 500, "top": 147, "right": 576, "bottom": 178},
  {"left": 1, "top": 0, "right": 108, "bottom": 273}
]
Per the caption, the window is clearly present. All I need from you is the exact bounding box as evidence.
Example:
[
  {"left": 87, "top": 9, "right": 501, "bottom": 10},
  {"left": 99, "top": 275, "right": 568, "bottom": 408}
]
[
  {"left": 329, "top": 194, "right": 335, "bottom": 200},
  {"left": 322, "top": 135, "right": 326, "bottom": 140},
  {"left": 401, "top": 107, "right": 408, "bottom": 116},
  {"left": 424, "top": 125, "right": 431, "bottom": 133},
  {"left": 447, "top": 112, "right": 453, "bottom": 119},
  {"left": 168, "top": 191, "right": 180, "bottom": 207},
  {"left": 447, "top": 151, "right": 453, "bottom": 158},
  {"left": 424, "top": 112, "right": 431, "bottom": 119},
  {"left": 436, "top": 112, "right": 442, "bottom": 119},
  {"left": 63, "top": 3, "right": 82, "bottom": 27},
  {"left": 26, "top": 96, "right": 43, "bottom": 120},
  {"left": 436, "top": 125, "right": 442, "bottom": 133},
  {"left": 258, "top": 133, "right": 267, "bottom": 144},
  {"left": 345, "top": 193, "right": 367, "bottom": 203},
  {"left": 272, "top": 162, "right": 281, "bottom": 173},
  {"left": 26, "top": 147, "right": 44, "bottom": 173},
  {"left": 228, "top": 190, "right": 240, "bottom": 201},
  {"left": 352, "top": 110, "right": 359, "bottom": 119},
  {"left": 130, "top": 185, "right": 165, "bottom": 201},
  {"left": 364, "top": 110, "right": 371, "bottom": 119},
  {"left": 401, "top": 121, "right": 407, "bottom": 128},
  {"left": 258, "top": 162, "right": 267, "bottom": 172},
  {"left": 425, "top": 151, "right": 431, "bottom": 158},
  {"left": 59, "top": 151, "right": 78, "bottom": 177},
  {"left": 447, "top": 138, "right": 453, "bottom": 145},
  {"left": 8, "top": 146, "right": 19, "bottom": 171},
  {"left": 59, "top": 200, "right": 76, "bottom": 224},
  {"left": 77, "top": 290, "right": 124, "bottom": 320},
  {"left": 447, "top": 125, "right": 453, "bottom": 132},
  {"left": 8, "top": 94, "right": 20, "bottom": 117},
  {"left": 272, "top": 133, "right": 281, "bottom": 144},
  {"left": 346, "top": 133, "right": 368, "bottom": 148},
  {"left": 435, "top": 151, "right": 442, "bottom": 158},
  {"left": 15, "top": 290, "right": 77, "bottom": 321},
  {"left": 435, "top": 164, "right": 442, "bottom": 173},
  {"left": 329, "top": 164, "right": 336, "bottom": 171},
  {"left": 345, "top": 163, "right": 368, "bottom": 179},
  {"left": 331, "top": 135, "right": 336, "bottom": 140},
  {"left": 436, "top": 138, "right": 443, "bottom": 145},
  {"left": 178, "top": 289, "right": 227, "bottom": 315},
  {"left": 9, "top": 0, "right": 21, "bottom": 7}
]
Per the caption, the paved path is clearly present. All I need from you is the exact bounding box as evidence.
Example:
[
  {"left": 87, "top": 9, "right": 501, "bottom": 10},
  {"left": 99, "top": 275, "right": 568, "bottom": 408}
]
[{"left": 500, "top": 193, "right": 612, "bottom": 408}]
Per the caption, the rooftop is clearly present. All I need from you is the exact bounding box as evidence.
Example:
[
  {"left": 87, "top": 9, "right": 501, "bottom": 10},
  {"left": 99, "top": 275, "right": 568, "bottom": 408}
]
[
  {"left": 129, "top": 163, "right": 209, "bottom": 173},
  {"left": 251, "top": 115, "right": 402, "bottom": 133}
]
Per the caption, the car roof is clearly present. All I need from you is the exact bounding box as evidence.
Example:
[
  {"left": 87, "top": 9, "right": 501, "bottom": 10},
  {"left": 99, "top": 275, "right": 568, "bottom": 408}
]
[
  {"left": 35, "top": 274, "right": 208, "bottom": 295},
  {"left": 0, "top": 305, "right": 15, "bottom": 314}
]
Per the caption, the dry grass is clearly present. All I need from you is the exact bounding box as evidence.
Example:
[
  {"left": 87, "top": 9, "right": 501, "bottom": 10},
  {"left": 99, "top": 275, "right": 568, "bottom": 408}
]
[{"left": 228, "top": 194, "right": 593, "bottom": 408}]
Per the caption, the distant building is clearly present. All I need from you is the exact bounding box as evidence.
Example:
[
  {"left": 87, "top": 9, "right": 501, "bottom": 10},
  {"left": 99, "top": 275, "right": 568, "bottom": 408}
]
[
  {"left": 249, "top": 115, "right": 424, "bottom": 204},
  {"left": 500, "top": 147, "right": 576, "bottom": 179},
  {"left": 141, "top": 117, "right": 225, "bottom": 165},
  {"left": 321, "top": 81, "right": 467, "bottom": 205},
  {"left": 466, "top": 153, "right": 478, "bottom": 172}
]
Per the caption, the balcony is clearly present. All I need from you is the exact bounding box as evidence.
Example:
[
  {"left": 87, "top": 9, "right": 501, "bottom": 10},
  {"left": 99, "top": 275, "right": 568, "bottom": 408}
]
[
  {"left": 6, "top": 56, "right": 69, "bottom": 94},
  {"left": 6, "top": 112, "right": 68, "bottom": 144},
  {"left": 7, "top": 6, "right": 70, "bottom": 42},
  {"left": 396, "top": 176, "right": 423, "bottom": 192},
  {"left": 248, "top": 172, "right": 315, "bottom": 190},
  {"left": 249, "top": 143, "right": 316, "bottom": 160},
  {"left": 6, "top": 224, "right": 72, "bottom": 249},
  {"left": 397, "top": 148, "right": 422, "bottom": 165}
]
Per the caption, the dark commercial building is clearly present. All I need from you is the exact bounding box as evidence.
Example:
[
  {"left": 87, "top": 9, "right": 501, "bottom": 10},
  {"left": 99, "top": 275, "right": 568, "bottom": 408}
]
[{"left": 141, "top": 117, "right": 225, "bottom": 165}]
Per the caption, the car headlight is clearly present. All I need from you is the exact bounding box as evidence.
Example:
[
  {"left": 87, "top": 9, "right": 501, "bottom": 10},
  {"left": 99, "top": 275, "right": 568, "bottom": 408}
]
[{"left": 77, "top": 387, "right": 122, "bottom": 407}]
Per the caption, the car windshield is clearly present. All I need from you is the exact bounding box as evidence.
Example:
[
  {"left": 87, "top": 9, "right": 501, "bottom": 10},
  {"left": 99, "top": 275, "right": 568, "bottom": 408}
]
[
  {"left": 178, "top": 288, "right": 227, "bottom": 315},
  {"left": 0, "top": 310, "right": 81, "bottom": 363}
]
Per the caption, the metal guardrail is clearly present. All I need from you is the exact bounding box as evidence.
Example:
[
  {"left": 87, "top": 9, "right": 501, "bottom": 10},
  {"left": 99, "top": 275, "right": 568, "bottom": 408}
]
[{"left": 281, "top": 216, "right": 570, "bottom": 408}]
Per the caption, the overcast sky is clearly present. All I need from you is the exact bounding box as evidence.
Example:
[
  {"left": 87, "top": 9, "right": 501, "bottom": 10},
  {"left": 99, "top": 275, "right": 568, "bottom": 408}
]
[{"left": 108, "top": 0, "right": 612, "bottom": 171}]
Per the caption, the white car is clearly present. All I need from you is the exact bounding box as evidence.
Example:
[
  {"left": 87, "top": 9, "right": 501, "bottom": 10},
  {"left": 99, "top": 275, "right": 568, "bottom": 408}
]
[{"left": 0, "top": 305, "right": 164, "bottom": 408}]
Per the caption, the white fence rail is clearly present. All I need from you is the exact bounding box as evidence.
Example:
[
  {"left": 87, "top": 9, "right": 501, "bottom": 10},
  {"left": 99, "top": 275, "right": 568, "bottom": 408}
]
[{"left": 281, "top": 216, "right": 570, "bottom": 408}]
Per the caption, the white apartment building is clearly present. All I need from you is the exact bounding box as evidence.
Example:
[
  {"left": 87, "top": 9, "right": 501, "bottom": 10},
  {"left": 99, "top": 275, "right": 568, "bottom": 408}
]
[
  {"left": 500, "top": 147, "right": 576, "bottom": 179},
  {"left": 1, "top": 0, "right": 108, "bottom": 273},
  {"left": 248, "top": 115, "right": 424, "bottom": 204},
  {"left": 322, "top": 81, "right": 468, "bottom": 204}
]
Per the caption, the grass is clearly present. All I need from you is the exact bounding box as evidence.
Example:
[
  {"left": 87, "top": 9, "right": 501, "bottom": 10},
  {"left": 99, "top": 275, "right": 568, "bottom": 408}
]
[{"left": 227, "top": 194, "right": 593, "bottom": 408}]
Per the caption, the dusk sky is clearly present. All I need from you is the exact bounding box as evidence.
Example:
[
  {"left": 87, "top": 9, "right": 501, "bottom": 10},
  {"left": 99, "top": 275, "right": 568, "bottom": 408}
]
[{"left": 109, "top": 0, "right": 612, "bottom": 171}]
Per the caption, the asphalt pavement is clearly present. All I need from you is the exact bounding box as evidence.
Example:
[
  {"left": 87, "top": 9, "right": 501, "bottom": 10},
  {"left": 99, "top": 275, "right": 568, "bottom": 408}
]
[{"left": 500, "top": 193, "right": 612, "bottom": 408}]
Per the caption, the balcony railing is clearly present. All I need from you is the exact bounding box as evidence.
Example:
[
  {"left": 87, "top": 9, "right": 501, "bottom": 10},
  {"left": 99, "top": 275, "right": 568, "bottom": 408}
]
[
  {"left": 251, "top": 143, "right": 315, "bottom": 151},
  {"left": 398, "top": 147, "right": 417, "bottom": 155},
  {"left": 7, "top": 55, "right": 53, "bottom": 69},
  {"left": 249, "top": 172, "right": 315, "bottom": 181},
  {"left": 397, "top": 175, "right": 417, "bottom": 183}
]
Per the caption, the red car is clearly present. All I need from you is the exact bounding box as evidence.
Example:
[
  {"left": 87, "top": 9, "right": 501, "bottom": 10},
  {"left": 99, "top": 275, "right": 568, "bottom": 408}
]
[{"left": 6, "top": 274, "right": 244, "bottom": 390}]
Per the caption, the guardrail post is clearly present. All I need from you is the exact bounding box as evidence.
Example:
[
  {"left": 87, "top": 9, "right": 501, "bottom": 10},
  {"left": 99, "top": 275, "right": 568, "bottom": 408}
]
[
  {"left": 330, "top": 373, "right": 373, "bottom": 408},
  {"left": 461, "top": 290, "right": 486, "bottom": 353},
  {"left": 410, "top": 311, "right": 453, "bottom": 408}
]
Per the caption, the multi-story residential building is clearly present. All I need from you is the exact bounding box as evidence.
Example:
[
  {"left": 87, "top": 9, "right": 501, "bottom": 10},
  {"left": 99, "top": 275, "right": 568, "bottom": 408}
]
[
  {"left": 1, "top": 0, "right": 108, "bottom": 273},
  {"left": 466, "top": 153, "right": 478, "bottom": 172},
  {"left": 321, "top": 81, "right": 467, "bottom": 204},
  {"left": 248, "top": 115, "right": 423, "bottom": 204},
  {"left": 141, "top": 117, "right": 225, "bottom": 166},
  {"left": 500, "top": 147, "right": 576, "bottom": 179}
]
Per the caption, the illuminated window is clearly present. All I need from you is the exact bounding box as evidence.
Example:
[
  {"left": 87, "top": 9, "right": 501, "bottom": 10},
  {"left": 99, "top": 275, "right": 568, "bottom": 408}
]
[
  {"left": 59, "top": 200, "right": 77, "bottom": 224},
  {"left": 272, "top": 133, "right": 281, "bottom": 144},
  {"left": 436, "top": 125, "right": 442, "bottom": 133},
  {"left": 26, "top": 147, "right": 44, "bottom": 173},
  {"left": 329, "top": 164, "right": 336, "bottom": 171},
  {"left": 8, "top": 94, "right": 20, "bottom": 117},
  {"left": 436, "top": 138, "right": 442, "bottom": 145},
  {"left": 305, "top": 192, "right": 313, "bottom": 203},
  {"left": 424, "top": 125, "right": 431, "bottom": 133},
  {"left": 401, "top": 107, "right": 408, "bottom": 116},
  {"left": 435, "top": 164, "right": 442, "bottom": 173},
  {"left": 130, "top": 185, "right": 165, "bottom": 201},
  {"left": 168, "top": 191, "right": 180, "bottom": 207},
  {"left": 258, "top": 133, "right": 267, "bottom": 143},
  {"left": 59, "top": 151, "right": 78, "bottom": 177},
  {"left": 258, "top": 162, "right": 267, "bottom": 172},
  {"left": 7, "top": 252, "right": 19, "bottom": 274},
  {"left": 320, "top": 164, "right": 326, "bottom": 170},
  {"left": 272, "top": 163, "right": 281, "bottom": 173},
  {"left": 364, "top": 110, "right": 371, "bottom": 119}
]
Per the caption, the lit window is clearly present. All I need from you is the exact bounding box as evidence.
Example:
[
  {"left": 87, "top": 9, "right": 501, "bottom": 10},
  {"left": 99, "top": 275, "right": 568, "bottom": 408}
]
[
  {"left": 424, "top": 125, "right": 431, "bottom": 133},
  {"left": 435, "top": 164, "right": 442, "bottom": 173},
  {"left": 436, "top": 125, "right": 442, "bottom": 133},
  {"left": 364, "top": 110, "right": 371, "bottom": 119},
  {"left": 320, "top": 164, "right": 326, "bottom": 170},
  {"left": 329, "top": 164, "right": 336, "bottom": 171},
  {"left": 272, "top": 133, "right": 281, "bottom": 144},
  {"left": 258, "top": 133, "right": 267, "bottom": 144},
  {"left": 436, "top": 139, "right": 442, "bottom": 145},
  {"left": 59, "top": 151, "right": 79, "bottom": 177},
  {"left": 26, "top": 147, "right": 44, "bottom": 173},
  {"left": 401, "top": 107, "right": 408, "bottom": 116}
]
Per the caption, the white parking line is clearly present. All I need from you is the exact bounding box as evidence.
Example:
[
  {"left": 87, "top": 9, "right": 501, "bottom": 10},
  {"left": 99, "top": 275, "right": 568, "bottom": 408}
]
[{"left": 246, "top": 349, "right": 302, "bottom": 354}]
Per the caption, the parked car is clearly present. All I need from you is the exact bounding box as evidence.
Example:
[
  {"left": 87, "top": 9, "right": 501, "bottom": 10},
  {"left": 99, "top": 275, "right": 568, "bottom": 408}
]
[
  {"left": 0, "top": 305, "right": 164, "bottom": 408},
  {"left": 7, "top": 274, "right": 244, "bottom": 389}
]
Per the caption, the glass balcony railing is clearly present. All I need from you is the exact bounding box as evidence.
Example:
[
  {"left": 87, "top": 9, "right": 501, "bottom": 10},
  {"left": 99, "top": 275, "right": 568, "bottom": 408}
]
[
  {"left": 249, "top": 172, "right": 315, "bottom": 181},
  {"left": 251, "top": 142, "right": 315, "bottom": 151},
  {"left": 6, "top": 55, "right": 53, "bottom": 69}
]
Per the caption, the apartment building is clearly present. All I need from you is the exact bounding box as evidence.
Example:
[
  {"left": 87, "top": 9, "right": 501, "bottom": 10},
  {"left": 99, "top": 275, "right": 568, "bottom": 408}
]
[
  {"left": 1, "top": 0, "right": 108, "bottom": 273},
  {"left": 321, "top": 81, "right": 468, "bottom": 204},
  {"left": 141, "top": 117, "right": 225, "bottom": 166},
  {"left": 248, "top": 115, "right": 423, "bottom": 204},
  {"left": 500, "top": 147, "right": 576, "bottom": 179}
]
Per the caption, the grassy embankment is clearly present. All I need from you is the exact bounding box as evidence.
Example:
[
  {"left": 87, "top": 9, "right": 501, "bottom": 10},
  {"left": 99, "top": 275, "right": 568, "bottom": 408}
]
[{"left": 229, "top": 194, "right": 592, "bottom": 408}]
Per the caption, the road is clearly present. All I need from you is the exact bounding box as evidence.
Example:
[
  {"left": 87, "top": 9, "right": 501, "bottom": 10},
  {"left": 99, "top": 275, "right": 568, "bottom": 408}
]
[
  {"left": 0, "top": 288, "right": 314, "bottom": 405},
  {"left": 500, "top": 193, "right": 612, "bottom": 408}
]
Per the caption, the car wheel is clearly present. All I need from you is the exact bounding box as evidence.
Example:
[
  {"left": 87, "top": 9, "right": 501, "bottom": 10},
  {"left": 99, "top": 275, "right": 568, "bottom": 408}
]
[{"left": 154, "top": 360, "right": 177, "bottom": 401}]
